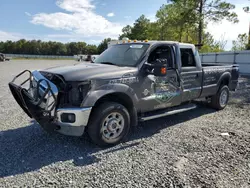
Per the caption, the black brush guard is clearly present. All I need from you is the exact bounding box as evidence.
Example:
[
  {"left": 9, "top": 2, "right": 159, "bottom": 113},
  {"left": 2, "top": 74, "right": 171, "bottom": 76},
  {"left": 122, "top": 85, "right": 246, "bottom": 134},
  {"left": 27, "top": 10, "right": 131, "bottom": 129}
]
[{"left": 9, "top": 70, "right": 58, "bottom": 131}]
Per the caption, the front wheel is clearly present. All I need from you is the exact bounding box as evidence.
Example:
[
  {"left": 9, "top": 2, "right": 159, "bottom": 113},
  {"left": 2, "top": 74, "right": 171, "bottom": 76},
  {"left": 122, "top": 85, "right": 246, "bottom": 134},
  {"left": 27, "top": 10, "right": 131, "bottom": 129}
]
[
  {"left": 87, "top": 102, "right": 130, "bottom": 146},
  {"left": 210, "top": 85, "right": 230, "bottom": 110}
]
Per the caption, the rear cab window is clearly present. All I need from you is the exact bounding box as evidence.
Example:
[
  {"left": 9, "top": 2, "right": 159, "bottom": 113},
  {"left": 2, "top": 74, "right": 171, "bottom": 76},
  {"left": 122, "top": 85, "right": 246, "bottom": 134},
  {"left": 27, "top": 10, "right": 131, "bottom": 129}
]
[{"left": 180, "top": 48, "right": 196, "bottom": 68}]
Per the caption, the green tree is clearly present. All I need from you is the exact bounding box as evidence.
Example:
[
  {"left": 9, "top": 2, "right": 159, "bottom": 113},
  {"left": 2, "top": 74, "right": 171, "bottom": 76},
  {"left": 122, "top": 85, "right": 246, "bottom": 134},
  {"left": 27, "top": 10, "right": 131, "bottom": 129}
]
[
  {"left": 13, "top": 40, "right": 22, "bottom": 54},
  {"left": 97, "top": 38, "right": 111, "bottom": 54},
  {"left": 5, "top": 41, "right": 14, "bottom": 54},
  {"left": 119, "top": 15, "right": 151, "bottom": 40},
  {"left": 131, "top": 15, "right": 150, "bottom": 40},
  {"left": 0, "top": 42, "right": 4, "bottom": 53},
  {"left": 66, "top": 42, "right": 79, "bottom": 55},
  {"left": 200, "top": 32, "right": 227, "bottom": 53},
  {"left": 86, "top": 44, "right": 98, "bottom": 54},
  {"left": 75, "top": 42, "right": 87, "bottom": 54},
  {"left": 147, "top": 22, "right": 161, "bottom": 40},
  {"left": 169, "top": 0, "right": 238, "bottom": 47},
  {"left": 0, "top": 39, "right": 99, "bottom": 56},
  {"left": 119, "top": 26, "right": 133, "bottom": 40},
  {"left": 156, "top": 1, "right": 198, "bottom": 41},
  {"left": 231, "top": 33, "right": 248, "bottom": 51}
]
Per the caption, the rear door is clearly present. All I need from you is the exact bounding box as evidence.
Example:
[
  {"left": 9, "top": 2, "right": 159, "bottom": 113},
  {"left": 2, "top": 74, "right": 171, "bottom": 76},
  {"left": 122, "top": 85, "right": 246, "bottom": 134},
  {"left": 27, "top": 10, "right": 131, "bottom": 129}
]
[{"left": 180, "top": 47, "right": 203, "bottom": 102}]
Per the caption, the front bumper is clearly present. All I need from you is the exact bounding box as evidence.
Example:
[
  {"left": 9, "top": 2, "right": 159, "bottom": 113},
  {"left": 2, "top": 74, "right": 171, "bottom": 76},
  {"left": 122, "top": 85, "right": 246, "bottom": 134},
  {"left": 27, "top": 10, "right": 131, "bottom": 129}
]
[
  {"left": 56, "top": 107, "right": 92, "bottom": 136},
  {"left": 8, "top": 70, "right": 92, "bottom": 136}
]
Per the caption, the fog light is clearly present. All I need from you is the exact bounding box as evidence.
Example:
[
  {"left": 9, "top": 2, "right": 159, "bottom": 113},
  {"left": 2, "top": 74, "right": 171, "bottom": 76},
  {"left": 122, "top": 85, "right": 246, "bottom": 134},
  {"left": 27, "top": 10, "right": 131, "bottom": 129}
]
[{"left": 61, "top": 113, "right": 76, "bottom": 123}]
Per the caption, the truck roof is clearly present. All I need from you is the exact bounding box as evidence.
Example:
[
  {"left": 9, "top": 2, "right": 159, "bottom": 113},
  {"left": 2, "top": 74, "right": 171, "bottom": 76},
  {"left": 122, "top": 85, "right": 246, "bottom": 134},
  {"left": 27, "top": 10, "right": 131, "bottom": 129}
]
[
  {"left": 144, "top": 41, "right": 194, "bottom": 48},
  {"left": 108, "top": 40, "right": 195, "bottom": 49}
]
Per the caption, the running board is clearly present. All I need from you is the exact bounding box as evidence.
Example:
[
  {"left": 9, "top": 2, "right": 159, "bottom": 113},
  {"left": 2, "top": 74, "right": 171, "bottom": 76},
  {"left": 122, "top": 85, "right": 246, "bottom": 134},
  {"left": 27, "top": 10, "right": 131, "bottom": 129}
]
[{"left": 140, "top": 103, "right": 197, "bottom": 122}]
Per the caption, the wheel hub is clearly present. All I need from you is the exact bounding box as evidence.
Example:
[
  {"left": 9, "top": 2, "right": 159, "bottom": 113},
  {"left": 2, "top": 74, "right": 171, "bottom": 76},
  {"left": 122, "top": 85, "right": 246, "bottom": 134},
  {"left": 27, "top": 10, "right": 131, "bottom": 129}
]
[
  {"left": 220, "top": 90, "right": 228, "bottom": 107},
  {"left": 102, "top": 112, "right": 125, "bottom": 140},
  {"left": 107, "top": 119, "right": 119, "bottom": 132}
]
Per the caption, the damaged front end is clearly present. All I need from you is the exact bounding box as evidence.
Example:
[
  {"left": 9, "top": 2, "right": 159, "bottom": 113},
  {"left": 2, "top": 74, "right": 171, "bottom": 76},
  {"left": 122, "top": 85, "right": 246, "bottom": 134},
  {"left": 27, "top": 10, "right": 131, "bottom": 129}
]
[{"left": 8, "top": 70, "right": 92, "bottom": 136}]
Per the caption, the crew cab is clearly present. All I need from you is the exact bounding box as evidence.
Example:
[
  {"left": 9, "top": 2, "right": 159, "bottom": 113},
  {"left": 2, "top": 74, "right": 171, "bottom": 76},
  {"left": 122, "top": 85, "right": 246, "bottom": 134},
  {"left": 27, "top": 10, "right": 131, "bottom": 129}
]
[{"left": 9, "top": 41, "right": 239, "bottom": 146}]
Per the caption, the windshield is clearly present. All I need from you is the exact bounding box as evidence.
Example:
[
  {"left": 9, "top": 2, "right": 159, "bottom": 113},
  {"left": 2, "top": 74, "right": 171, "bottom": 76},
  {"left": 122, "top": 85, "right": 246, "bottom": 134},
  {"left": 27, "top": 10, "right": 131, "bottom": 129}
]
[{"left": 94, "top": 43, "right": 149, "bottom": 67}]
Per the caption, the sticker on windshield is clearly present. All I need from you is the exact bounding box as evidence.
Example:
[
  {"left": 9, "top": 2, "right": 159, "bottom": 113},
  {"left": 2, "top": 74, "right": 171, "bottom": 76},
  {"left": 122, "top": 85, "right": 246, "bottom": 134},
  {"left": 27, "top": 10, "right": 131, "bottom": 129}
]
[{"left": 130, "top": 45, "right": 143, "bottom": 48}]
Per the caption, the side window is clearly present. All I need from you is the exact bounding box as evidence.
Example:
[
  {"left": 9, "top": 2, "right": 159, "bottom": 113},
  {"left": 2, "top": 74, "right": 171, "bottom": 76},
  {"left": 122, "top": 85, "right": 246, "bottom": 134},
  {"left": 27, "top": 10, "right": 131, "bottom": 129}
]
[
  {"left": 148, "top": 46, "right": 173, "bottom": 69},
  {"left": 180, "top": 48, "right": 196, "bottom": 67}
]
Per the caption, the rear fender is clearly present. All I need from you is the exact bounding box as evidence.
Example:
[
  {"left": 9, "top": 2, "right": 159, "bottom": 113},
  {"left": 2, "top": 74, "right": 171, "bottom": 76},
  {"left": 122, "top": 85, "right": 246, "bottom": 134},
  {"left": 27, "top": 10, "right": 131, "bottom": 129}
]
[{"left": 216, "top": 72, "right": 231, "bottom": 92}]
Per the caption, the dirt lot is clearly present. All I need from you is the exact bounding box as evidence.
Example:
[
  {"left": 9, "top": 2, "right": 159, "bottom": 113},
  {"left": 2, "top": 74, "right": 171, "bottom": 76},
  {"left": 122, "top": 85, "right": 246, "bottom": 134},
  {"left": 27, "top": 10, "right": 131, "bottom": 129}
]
[{"left": 0, "top": 60, "right": 250, "bottom": 188}]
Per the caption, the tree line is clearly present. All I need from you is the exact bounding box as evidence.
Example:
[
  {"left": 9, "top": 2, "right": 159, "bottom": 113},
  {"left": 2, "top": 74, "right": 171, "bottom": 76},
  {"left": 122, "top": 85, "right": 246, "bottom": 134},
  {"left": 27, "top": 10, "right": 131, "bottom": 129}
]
[
  {"left": 0, "top": 40, "right": 102, "bottom": 56},
  {"left": 0, "top": 0, "right": 249, "bottom": 55}
]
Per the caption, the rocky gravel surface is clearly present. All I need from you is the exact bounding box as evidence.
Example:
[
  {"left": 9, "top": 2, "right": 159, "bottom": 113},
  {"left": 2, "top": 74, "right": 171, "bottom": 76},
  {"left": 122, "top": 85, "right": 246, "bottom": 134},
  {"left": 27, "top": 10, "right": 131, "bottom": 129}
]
[{"left": 0, "top": 60, "right": 250, "bottom": 188}]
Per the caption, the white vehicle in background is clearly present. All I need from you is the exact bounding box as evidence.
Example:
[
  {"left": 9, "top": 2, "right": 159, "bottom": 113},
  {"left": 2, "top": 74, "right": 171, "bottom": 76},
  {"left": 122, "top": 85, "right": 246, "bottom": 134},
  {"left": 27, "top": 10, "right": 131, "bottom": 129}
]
[
  {"left": 0, "top": 53, "right": 11, "bottom": 61},
  {"left": 76, "top": 55, "right": 97, "bottom": 62},
  {"left": 76, "top": 54, "right": 86, "bottom": 62}
]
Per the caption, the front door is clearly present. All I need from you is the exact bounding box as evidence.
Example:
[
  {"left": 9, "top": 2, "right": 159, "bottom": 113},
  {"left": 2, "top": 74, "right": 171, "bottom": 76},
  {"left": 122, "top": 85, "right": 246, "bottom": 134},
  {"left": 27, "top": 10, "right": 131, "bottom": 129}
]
[{"left": 137, "top": 45, "right": 182, "bottom": 112}]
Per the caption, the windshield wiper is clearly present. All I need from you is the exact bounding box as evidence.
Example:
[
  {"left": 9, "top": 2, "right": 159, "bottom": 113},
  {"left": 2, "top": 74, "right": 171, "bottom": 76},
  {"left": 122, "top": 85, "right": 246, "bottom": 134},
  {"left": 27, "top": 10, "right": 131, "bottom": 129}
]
[{"left": 99, "top": 62, "right": 116, "bottom": 65}]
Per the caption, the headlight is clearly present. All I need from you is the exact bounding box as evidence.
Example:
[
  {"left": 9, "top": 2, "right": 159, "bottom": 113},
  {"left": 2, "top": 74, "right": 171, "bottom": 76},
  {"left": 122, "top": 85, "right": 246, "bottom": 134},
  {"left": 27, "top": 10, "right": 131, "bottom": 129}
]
[{"left": 68, "top": 82, "right": 91, "bottom": 106}]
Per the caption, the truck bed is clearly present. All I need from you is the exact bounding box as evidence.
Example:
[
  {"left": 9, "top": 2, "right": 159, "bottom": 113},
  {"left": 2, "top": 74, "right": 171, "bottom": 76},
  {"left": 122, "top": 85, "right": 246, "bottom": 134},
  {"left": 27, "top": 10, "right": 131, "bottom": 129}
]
[
  {"left": 202, "top": 63, "right": 236, "bottom": 67},
  {"left": 199, "top": 63, "right": 239, "bottom": 98}
]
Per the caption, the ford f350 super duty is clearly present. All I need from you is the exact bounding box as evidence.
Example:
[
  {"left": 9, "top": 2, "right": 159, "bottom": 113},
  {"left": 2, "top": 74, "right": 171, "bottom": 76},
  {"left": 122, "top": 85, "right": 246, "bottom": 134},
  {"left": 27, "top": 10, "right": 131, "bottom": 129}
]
[{"left": 9, "top": 41, "right": 239, "bottom": 146}]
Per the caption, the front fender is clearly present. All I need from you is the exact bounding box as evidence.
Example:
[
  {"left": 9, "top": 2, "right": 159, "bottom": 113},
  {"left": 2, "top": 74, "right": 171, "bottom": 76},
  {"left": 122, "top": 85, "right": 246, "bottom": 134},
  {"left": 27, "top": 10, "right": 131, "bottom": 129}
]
[{"left": 81, "top": 83, "right": 139, "bottom": 107}]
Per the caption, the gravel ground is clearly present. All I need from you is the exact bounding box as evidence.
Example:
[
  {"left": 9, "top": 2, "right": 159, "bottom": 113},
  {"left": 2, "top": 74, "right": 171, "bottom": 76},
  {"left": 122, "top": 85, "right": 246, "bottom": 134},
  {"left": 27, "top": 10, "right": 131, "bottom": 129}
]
[{"left": 0, "top": 60, "right": 250, "bottom": 188}]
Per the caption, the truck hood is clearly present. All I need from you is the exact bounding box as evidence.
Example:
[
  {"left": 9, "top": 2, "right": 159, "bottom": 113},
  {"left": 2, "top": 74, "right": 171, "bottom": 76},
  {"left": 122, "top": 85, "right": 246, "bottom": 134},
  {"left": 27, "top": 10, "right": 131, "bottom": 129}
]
[{"left": 41, "top": 63, "right": 138, "bottom": 81}]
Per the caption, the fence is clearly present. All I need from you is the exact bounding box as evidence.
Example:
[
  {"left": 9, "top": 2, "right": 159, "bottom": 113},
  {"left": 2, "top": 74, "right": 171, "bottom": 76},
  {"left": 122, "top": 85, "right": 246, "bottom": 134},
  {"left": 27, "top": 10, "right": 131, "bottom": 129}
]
[
  {"left": 6, "top": 54, "right": 75, "bottom": 59},
  {"left": 5, "top": 51, "right": 250, "bottom": 74},
  {"left": 200, "top": 50, "right": 250, "bottom": 75},
  {"left": 5, "top": 54, "right": 101, "bottom": 60}
]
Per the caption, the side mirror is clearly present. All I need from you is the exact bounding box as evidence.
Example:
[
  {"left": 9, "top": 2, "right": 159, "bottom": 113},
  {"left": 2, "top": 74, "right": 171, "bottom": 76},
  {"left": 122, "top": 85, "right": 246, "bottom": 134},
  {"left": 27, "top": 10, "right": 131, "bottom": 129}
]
[{"left": 152, "top": 59, "right": 167, "bottom": 77}]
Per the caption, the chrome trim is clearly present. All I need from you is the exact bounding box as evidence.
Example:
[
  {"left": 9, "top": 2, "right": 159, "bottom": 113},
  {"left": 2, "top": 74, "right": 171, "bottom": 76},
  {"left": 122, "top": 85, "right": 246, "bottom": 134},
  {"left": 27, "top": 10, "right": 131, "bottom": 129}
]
[
  {"left": 55, "top": 107, "right": 92, "bottom": 136},
  {"left": 56, "top": 107, "right": 92, "bottom": 127},
  {"left": 141, "top": 104, "right": 197, "bottom": 121},
  {"left": 183, "top": 87, "right": 202, "bottom": 92},
  {"left": 31, "top": 70, "right": 59, "bottom": 115},
  {"left": 181, "top": 71, "right": 202, "bottom": 74},
  {"left": 202, "top": 84, "right": 217, "bottom": 89},
  {"left": 32, "top": 70, "right": 58, "bottom": 95}
]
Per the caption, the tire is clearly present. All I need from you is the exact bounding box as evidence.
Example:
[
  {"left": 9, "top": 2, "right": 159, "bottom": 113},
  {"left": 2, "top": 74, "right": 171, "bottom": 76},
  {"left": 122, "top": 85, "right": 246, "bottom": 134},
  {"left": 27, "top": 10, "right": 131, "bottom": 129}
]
[
  {"left": 87, "top": 102, "right": 130, "bottom": 147},
  {"left": 210, "top": 85, "right": 230, "bottom": 110}
]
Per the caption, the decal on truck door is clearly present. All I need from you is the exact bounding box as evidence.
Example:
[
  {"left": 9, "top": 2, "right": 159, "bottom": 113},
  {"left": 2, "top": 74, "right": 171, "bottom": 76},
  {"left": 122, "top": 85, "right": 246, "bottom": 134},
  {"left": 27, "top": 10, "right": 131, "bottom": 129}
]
[
  {"left": 154, "top": 82, "right": 180, "bottom": 103},
  {"left": 151, "top": 77, "right": 181, "bottom": 109}
]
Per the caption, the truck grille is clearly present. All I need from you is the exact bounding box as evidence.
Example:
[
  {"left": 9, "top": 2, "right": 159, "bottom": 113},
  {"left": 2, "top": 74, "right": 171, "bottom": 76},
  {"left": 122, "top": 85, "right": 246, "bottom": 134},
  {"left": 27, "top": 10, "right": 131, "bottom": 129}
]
[{"left": 40, "top": 72, "right": 90, "bottom": 107}]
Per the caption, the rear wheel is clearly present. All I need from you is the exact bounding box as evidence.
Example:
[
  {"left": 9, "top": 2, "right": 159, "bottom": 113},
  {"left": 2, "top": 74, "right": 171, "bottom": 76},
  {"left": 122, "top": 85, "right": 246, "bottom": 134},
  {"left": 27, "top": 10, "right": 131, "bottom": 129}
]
[
  {"left": 87, "top": 102, "right": 130, "bottom": 146},
  {"left": 210, "top": 85, "right": 229, "bottom": 110}
]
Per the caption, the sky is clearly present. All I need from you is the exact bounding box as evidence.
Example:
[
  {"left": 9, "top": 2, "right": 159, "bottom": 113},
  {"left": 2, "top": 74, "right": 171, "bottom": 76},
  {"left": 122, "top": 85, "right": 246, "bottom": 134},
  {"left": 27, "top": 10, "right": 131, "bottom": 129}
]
[{"left": 0, "top": 0, "right": 249, "bottom": 50}]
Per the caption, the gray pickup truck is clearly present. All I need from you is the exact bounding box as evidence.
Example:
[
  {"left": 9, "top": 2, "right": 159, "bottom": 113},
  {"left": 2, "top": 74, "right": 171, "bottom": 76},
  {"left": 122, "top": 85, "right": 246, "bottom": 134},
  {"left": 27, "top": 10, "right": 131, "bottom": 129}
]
[{"left": 9, "top": 41, "right": 239, "bottom": 146}]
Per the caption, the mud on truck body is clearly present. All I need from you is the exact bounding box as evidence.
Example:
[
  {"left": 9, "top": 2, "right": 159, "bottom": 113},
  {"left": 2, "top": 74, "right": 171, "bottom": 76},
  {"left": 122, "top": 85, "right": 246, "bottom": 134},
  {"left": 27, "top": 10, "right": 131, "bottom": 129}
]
[{"left": 9, "top": 41, "right": 239, "bottom": 146}]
